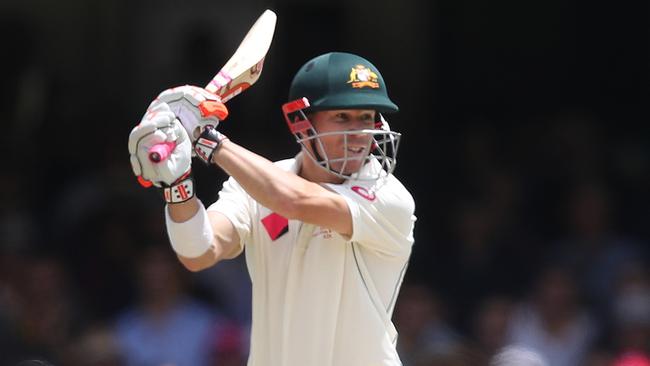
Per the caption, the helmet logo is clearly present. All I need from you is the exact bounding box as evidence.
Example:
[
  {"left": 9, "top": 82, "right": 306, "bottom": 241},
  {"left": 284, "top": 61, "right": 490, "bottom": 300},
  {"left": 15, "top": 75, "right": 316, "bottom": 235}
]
[{"left": 347, "top": 65, "right": 380, "bottom": 89}]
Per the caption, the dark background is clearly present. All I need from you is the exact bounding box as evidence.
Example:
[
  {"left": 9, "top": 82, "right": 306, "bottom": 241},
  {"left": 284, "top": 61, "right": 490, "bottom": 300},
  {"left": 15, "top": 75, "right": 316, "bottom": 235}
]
[{"left": 1, "top": 0, "right": 648, "bottom": 365}]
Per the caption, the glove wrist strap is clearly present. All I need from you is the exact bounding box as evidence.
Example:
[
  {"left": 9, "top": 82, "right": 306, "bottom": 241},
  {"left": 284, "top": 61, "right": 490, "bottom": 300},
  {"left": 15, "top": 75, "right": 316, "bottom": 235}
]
[
  {"left": 194, "top": 127, "right": 228, "bottom": 164},
  {"left": 163, "top": 176, "right": 195, "bottom": 204}
]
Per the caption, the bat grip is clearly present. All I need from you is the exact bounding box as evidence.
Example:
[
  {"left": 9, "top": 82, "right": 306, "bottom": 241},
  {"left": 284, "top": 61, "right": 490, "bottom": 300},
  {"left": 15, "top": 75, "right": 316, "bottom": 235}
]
[{"left": 148, "top": 141, "right": 176, "bottom": 163}]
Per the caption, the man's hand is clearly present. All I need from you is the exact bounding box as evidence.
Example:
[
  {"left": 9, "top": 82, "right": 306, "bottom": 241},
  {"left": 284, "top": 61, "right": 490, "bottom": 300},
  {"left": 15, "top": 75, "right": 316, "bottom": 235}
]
[
  {"left": 128, "top": 103, "right": 192, "bottom": 188},
  {"left": 148, "top": 85, "right": 229, "bottom": 141}
]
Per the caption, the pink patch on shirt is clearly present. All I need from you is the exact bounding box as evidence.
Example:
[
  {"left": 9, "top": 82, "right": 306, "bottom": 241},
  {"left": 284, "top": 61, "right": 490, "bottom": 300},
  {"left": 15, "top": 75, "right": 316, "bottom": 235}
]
[
  {"left": 351, "top": 186, "right": 376, "bottom": 201},
  {"left": 261, "top": 213, "right": 289, "bottom": 241}
]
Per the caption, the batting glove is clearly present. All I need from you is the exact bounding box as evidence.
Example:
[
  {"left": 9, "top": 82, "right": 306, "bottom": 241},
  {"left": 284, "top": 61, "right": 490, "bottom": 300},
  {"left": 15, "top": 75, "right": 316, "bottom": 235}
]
[
  {"left": 128, "top": 103, "right": 195, "bottom": 203},
  {"left": 149, "top": 85, "right": 229, "bottom": 141}
]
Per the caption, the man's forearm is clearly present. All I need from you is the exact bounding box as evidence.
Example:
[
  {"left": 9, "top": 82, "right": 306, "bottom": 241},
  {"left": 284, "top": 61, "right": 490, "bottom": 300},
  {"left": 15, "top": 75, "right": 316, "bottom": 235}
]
[
  {"left": 211, "top": 140, "right": 313, "bottom": 218},
  {"left": 167, "top": 196, "right": 200, "bottom": 223},
  {"left": 165, "top": 197, "right": 227, "bottom": 270}
]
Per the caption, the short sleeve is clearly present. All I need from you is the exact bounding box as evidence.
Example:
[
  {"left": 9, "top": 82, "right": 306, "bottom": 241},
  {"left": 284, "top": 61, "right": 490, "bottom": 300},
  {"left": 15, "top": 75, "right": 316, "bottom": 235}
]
[
  {"left": 324, "top": 179, "right": 416, "bottom": 258},
  {"left": 207, "top": 177, "right": 254, "bottom": 252}
]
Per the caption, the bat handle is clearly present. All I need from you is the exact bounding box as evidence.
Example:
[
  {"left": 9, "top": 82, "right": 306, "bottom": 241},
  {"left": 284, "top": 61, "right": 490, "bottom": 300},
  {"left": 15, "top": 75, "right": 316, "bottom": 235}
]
[{"left": 148, "top": 141, "right": 176, "bottom": 163}]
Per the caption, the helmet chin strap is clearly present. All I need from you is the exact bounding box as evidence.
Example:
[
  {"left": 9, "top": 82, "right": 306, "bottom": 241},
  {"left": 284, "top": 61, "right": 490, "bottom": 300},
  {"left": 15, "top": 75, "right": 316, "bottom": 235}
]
[{"left": 309, "top": 138, "right": 325, "bottom": 165}]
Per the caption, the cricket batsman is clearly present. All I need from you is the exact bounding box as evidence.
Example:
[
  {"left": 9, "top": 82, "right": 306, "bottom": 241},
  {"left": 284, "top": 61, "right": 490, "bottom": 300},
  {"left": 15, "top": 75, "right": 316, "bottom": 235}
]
[{"left": 128, "top": 52, "right": 416, "bottom": 365}]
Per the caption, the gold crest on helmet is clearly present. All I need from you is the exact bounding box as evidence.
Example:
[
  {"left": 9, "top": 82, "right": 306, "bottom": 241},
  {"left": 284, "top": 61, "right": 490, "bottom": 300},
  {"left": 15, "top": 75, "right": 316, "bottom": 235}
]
[{"left": 347, "top": 65, "right": 380, "bottom": 89}]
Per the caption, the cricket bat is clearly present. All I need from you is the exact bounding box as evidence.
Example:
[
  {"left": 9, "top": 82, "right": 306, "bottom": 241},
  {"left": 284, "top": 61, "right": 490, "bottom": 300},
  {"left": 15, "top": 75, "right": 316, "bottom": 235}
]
[{"left": 149, "top": 9, "right": 277, "bottom": 163}]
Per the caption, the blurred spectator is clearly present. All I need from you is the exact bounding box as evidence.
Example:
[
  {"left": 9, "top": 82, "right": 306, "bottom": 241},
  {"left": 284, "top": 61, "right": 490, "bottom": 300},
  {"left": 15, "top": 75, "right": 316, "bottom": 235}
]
[
  {"left": 584, "top": 348, "right": 616, "bottom": 366},
  {"left": 113, "top": 246, "right": 225, "bottom": 366},
  {"left": 551, "top": 181, "right": 647, "bottom": 317},
  {"left": 612, "top": 352, "right": 650, "bottom": 366},
  {"left": 435, "top": 197, "right": 531, "bottom": 332},
  {"left": 506, "top": 264, "right": 597, "bottom": 366},
  {"left": 8, "top": 255, "right": 87, "bottom": 364},
  {"left": 63, "top": 325, "right": 124, "bottom": 366},
  {"left": 415, "top": 351, "right": 476, "bottom": 366},
  {"left": 210, "top": 321, "right": 248, "bottom": 366},
  {"left": 195, "top": 254, "right": 252, "bottom": 326},
  {"left": 546, "top": 114, "right": 602, "bottom": 180},
  {"left": 192, "top": 255, "right": 250, "bottom": 366},
  {"left": 2, "top": 19, "right": 50, "bottom": 168},
  {"left": 69, "top": 202, "right": 160, "bottom": 319},
  {"left": 489, "top": 345, "right": 547, "bottom": 366},
  {"left": 610, "top": 263, "right": 650, "bottom": 360},
  {"left": 394, "top": 283, "right": 460, "bottom": 366},
  {"left": 470, "top": 295, "right": 514, "bottom": 361},
  {"left": 0, "top": 168, "right": 44, "bottom": 364},
  {"left": 0, "top": 250, "right": 31, "bottom": 364}
]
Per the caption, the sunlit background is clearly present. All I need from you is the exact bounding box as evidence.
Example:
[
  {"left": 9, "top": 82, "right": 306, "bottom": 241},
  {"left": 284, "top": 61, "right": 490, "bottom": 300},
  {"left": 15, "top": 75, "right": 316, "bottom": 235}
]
[{"left": 1, "top": 0, "right": 648, "bottom": 365}]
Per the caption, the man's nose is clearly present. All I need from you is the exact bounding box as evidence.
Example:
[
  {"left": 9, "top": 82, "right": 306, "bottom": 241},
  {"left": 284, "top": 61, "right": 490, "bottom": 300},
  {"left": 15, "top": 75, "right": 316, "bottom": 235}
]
[
  {"left": 353, "top": 118, "right": 372, "bottom": 129},
  {"left": 347, "top": 128, "right": 371, "bottom": 144}
]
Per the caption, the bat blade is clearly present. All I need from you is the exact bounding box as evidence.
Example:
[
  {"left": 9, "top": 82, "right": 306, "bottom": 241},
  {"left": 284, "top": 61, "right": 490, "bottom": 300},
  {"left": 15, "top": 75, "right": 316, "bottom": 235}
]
[
  {"left": 148, "top": 9, "right": 277, "bottom": 164},
  {"left": 205, "top": 9, "right": 276, "bottom": 96}
]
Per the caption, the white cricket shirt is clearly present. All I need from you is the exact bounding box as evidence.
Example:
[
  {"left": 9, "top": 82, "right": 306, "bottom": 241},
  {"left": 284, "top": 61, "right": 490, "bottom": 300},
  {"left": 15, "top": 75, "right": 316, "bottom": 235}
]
[{"left": 208, "top": 154, "right": 416, "bottom": 366}]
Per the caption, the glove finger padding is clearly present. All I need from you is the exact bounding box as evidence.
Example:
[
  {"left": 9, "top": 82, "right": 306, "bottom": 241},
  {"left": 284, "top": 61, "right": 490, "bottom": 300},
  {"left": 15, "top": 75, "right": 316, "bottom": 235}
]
[
  {"left": 154, "top": 85, "right": 228, "bottom": 141},
  {"left": 128, "top": 105, "right": 192, "bottom": 187}
]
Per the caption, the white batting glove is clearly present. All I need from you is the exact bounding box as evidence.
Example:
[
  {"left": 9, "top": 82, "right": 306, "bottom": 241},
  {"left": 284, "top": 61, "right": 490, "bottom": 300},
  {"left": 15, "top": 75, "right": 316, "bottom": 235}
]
[
  {"left": 148, "top": 85, "right": 229, "bottom": 141},
  {"left": 128, "top": 103, "right": 192, "bottom": 188}
]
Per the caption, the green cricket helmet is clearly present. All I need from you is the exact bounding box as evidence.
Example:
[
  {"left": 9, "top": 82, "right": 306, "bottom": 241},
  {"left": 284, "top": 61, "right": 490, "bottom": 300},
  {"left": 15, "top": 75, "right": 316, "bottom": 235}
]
[
  {"left": 288, "top": 52, "right": 399, "bottom": 113},
  {"left": 282, "top": 52, "right": 401, "bottom": 181}
]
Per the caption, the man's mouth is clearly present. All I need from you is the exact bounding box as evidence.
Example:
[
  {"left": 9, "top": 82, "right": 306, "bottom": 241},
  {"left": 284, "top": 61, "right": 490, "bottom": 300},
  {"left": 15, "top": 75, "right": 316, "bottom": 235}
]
[{"left": 346, "top": 146, "right": 365, "bottom": 154}]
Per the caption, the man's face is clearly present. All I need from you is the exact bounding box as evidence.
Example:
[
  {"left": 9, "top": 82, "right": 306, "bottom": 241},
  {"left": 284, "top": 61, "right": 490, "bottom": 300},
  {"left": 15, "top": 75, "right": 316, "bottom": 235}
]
[{"left": 307, "top": 109, "right": 376, "bottom": 175}]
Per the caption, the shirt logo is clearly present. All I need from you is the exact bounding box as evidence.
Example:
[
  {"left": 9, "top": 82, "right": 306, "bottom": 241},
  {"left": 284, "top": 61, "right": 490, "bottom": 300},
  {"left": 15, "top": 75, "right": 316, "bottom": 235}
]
[
  {"left": 347, "top": 65, "right": 380, "bottom": 89},
  {"left": 351, "top": 186, "right": 376, "bottom": 201},
  {"left": 261, "top": 213, "right": 289, "bottom": 241},
  {"left": 312, "top": 227, "right": 333, "bottom": 239}
]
